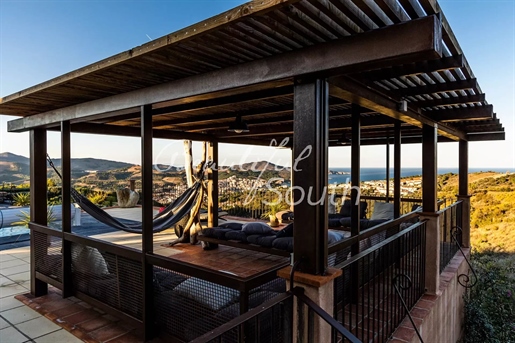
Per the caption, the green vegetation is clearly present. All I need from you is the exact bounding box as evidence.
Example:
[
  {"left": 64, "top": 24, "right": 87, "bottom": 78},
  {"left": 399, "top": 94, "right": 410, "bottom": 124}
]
[
  {"left": 462, "top": 250, "right": 515, "bottom": 343},
  {"left": 12, "top": 192, "right": 30, "bottom": 206},
  {"left": 436, "top": 172, "right": 515, "bottom": 342},
  {"left": 12, "top": 207, "right": 56, "bottom": 227}
]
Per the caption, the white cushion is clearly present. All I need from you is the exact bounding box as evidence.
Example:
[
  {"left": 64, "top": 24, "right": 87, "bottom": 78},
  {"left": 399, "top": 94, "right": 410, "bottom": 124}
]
[
  {"left": 71, "top": 245, "right": 110, "bottom": 276},
  {"left": 370, "top": 202, "right": 394, "bottom": 221}
]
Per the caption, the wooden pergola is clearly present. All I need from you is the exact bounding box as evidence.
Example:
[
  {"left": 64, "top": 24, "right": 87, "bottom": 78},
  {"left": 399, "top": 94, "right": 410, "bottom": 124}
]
[{"left": 0, "top": 0, "right": 505, "bottom": 340}]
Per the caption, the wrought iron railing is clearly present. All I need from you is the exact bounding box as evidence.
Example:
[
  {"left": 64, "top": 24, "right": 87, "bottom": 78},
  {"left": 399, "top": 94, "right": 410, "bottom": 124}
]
[
  {"left": 451, "top": 226, "right": 478, "bottom": 288},
  {"left": 392, "top": 274, "right": 424, "bottom": 343},
  {"left": 438, "top": 201, "right": 463, "bottom": 273},
  {"left": 332, "top": 218, "right": 427, "bottom": 343}
]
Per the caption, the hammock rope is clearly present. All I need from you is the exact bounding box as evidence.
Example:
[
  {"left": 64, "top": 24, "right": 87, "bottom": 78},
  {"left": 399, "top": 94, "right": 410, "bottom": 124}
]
[{"left": 47, "top": 154, "right": 203, "bottom": 234}]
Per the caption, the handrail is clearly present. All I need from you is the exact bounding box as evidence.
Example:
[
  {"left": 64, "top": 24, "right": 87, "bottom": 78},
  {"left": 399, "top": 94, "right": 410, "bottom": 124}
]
[
  {"left": 437, "top": 200, "right": 463, "bottom": 215},
  {"left": 328, "top": 211, "right": 420, "bottom": 255},
  {"left": 451, "top": 226, "right": 478, "bottom": 288},
  {"left": 392, "top": 274, "right": 424, "bottom": 343},
  {"left": 334, "top": 220, "right": 427, "bottom": 270},
  {"left": 292, "top": 287, "right": 361, "bottom": 343}
]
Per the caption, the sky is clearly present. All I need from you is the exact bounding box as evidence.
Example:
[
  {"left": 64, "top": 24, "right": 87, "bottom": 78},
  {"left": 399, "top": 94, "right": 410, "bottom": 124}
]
[{"left": 0, "top": 0, "right": 514, "bottom": 169}]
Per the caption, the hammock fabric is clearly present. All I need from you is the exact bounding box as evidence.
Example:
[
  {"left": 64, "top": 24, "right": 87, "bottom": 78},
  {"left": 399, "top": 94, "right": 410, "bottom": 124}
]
[{"left": 47, "top": 155, "right": 202, "bottom": 234}]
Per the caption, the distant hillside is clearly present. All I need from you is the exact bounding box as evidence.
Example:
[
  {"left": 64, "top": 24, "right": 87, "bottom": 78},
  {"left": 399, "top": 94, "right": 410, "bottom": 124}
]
[
  {"left": 51, "top": 158, "right": 133, "bottom": 172},
  {"left": 0, "top": 152, "right": 29, "bottom": 164}
]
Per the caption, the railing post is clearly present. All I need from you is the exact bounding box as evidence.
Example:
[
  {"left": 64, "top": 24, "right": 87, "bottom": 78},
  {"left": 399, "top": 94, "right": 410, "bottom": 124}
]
[
  {"left": 207, "top": 141, "right": 219, "bottom": 228},
  {"left": 278, "top": 267, "right": 341, "bottom": 343}
]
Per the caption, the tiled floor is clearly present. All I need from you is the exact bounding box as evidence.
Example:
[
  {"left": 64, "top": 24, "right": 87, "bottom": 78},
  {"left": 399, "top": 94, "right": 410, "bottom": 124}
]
[{"left": 0, "top": 247, "right": 82, "bottom": 343}]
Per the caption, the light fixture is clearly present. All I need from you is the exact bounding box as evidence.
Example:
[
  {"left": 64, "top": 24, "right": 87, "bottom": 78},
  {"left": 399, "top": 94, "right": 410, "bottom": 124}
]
[
  {"left": 227, "top": 115, "right": 249, "bottom": 133},
  {"left": 337, "top": 133, "right": 352, "bottom": 146},
  {"left": 397, "top": 99, "right": 408, "bottom": 112}
]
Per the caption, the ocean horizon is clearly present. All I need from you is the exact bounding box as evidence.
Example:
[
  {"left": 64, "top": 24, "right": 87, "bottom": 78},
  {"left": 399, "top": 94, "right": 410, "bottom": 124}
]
[{"left": 327, "top": 167, "right": 515, "bottom": 184}]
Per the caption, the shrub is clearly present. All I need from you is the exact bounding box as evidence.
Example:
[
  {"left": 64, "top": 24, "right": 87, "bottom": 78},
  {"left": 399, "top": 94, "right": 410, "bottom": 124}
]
[
  {"left": 462, "top": 250, "right": 515, "bottom": 343},
  {"left": 12, "top": 192, "right": 30, "bottom": 206},
  {"left": 87, "top": 191, "right": 107, "bottom": 206}
]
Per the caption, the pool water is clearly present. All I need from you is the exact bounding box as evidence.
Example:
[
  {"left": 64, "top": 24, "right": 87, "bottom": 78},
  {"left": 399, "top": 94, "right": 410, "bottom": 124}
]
[{"left": 0, "top": 227, "right": 30, "bottom": 238}]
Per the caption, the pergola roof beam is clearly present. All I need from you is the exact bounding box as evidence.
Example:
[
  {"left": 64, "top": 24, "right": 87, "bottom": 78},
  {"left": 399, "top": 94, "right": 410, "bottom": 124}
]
[
  {"left": 429, "top": 105, "right": 493, "bottom": 122},
  {"left": 328, "top": 76, "right": 467, "bottom": 140},
  {"left": 414, "top": 93, "right": 485, "bottom": 108},
  {"left": 8, "top": 15, "right": 443, "bottom": 133},
  {"left": 393, "top": 78, "right": 477, "bottom": 97},
  {"left": 357, "top": 54, "right": 463, "bottom": 82}
]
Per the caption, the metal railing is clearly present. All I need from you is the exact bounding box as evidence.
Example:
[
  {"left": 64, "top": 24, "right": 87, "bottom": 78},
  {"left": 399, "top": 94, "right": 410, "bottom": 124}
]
[
  {"left": 438, "top": 201, "right": 463, "bottom": 273},
  {"left": 332, "top": 219, "right": 427, "bottom": 343}
]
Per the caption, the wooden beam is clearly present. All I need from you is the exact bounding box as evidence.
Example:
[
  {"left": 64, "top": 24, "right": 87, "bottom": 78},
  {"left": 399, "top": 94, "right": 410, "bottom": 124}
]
[
  {"left": 30, "top": 129, "right": 48, "bottom": 297},
  {"left": 467, "top": 132, "right": 505, "bottom": 141},
  {"left": 292, "top": 79, "right": 328, "bottom": 275},
  {"left": 358, "top": 54, "right": 463, "bottom": 82},
  {"left": 392, "top": 78, "right": 477, "bottom": 97},
  {"left": 414, "top": 93, "right": 485, "bottom": 108},
  {"left": 207, "top": 142, "right": 219, "bottom": 228},
  {"left": 0, "top": 0, "right": 304, "bottom": 106},
  {"left": 422, "top": 124, "right": 437, "bottom": 213},
  {"left": 394, "top": 121, "right": 401, "bottom": 218},
  {"left": 329, "top": 77, "right": 467, "bottom": 141},
  {"left": 151, "top": 85, "right": 293, "bottom": 119},
  {"left": 459, "top": 140, "right": 468, "bottom": 196},
  {"left": 140, "top": 104, "right": 154, "bottom": 341},
  {"left": 61, "top": 121, "right": 73, "bottom": 298},
  {"left": 428, "top": 105, "right": 493, "bottom": 122},
  {"left": 9, "top": 15, "right": 442, "bottom": 132}
]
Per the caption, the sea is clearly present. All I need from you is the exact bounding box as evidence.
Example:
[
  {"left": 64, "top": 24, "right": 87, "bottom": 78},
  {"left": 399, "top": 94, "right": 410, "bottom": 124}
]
[{"left": 327, "top": 167, "right": 515, "bottom": 184}]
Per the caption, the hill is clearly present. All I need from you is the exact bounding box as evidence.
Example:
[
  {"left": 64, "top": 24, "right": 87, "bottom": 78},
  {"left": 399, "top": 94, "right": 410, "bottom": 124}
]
[{"left": 437, "top": 171, "right": 515, "bottom": 252}]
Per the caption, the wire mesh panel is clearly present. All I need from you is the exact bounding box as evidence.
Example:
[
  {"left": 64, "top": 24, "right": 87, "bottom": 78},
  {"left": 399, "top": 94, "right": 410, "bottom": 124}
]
[
  {"left": 70, "top": 242, "right": 143, "bottom": 319},
  {"left": 153, "top": 264, "right": 288, "bottom": 342},
  {"left": 33, "top": 231, "right": 63, "bottom": 283},
  {"left": 333, "top": 222, "right": 426, "bottom": 343}
]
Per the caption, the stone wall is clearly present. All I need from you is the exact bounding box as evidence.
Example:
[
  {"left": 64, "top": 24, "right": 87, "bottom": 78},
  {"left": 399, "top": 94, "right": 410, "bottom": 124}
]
[{"left": 390, "top": 249, "right": 470, "bottom": 342}]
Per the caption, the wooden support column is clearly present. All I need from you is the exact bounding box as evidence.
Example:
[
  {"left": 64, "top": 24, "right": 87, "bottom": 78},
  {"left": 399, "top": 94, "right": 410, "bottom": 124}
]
[
  {"left": 394, "top": 121, "right": 401, "bottom": 218},
  {"left": 61, "top": 121, "right": 73, "bottom": 298},
  {"left": 293, "top": 78, "right": 328, "bottom": 275},
  {"left": 350, "top": 104, "right": 361, "bottom": 250},
  {"left": 30, "top": 129, "right": 48, "bottom": 296},
  {"left": 458, "top": 140, "right": 471, "bottom": 248},
  {"left": 386, "top": 133, "right": 390, "bottom": 202},
  {"left": 207, "top": 141, "right": 219, "bottom": 228},
  {"left": 141, "top": 104, "right": 154, "bottom": 340},
  {"left": 421, "top": 124, "right": 440, "bottom": 294}
]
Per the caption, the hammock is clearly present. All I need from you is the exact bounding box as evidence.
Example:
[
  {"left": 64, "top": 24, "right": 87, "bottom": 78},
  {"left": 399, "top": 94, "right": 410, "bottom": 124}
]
[{"left": 47, "top": 155, "right": 202, "bottom": 234}]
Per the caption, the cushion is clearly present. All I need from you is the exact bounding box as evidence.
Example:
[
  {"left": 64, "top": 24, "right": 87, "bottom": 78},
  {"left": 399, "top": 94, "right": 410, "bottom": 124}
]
[
  {"left": 154, "top": 271, "right": 188, "bottom": 292},
  {"left": 370, "top": 202, "right": 394, "bottom": 221},
  {"left": 276, "top": 222, "right": 294, "bottom": 238},
  {"left": 200, "top": 228, "right": 232, "bottom": 239},
  {"left": 339, "top": 200, "right": 368, "bottom": 218},
  {"left": 173, "top": 278, "right": 239, "bottom": 311},
  {"left": 71, "top": 245, "right": 110, "bottom": 276},
  {"left": 225, "top": 230, "right": 248, "bottom": 242},
  {"left": 242, "top": 222, "right": 275, "bottom": 235},
  {"left": 247, "top": 235, "right": 277, "bottom": 248},
  {"left": 327, "top": 230, "right": 346, "bottom": 245},
  {"left": 219, "top": 222, "right": 244, "bottom": 230},
  {"left": 272, "top": 237, "right": 294, "bottom": 252}
]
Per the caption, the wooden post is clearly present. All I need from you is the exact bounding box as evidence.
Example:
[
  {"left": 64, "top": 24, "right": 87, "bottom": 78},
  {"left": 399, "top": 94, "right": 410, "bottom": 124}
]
[
  {"left": 422, "top": 124, "right": 440, "bottom": 294},
  {"left": 30, "top": 129, "right": 48, "bottom": 296},
  {"left": 350, "top": 104, "right": 361, "bottom": 302},
  {"left": 386, "top": 132, "right": 390, "bottom": 202},
  {"left": 394, "top": 121, "right": 401, "bottom": 218},
  {"left": 458, "top": 139, "right": 471, "bottom": 247},
  {"left": 61, "top": 121, "right": 73, "bottom": 298},
  {"left": 292, "top": 78, "right": 328, "bottom": 275},
  {"left": 207, "top": 141, "right": 219, "bottom": 228},
  {"left": 184, "top": 140, "right": 193, "bottom": 187},
  {"left": 141, "top": 104, "right": 154, "bottom": 340}
]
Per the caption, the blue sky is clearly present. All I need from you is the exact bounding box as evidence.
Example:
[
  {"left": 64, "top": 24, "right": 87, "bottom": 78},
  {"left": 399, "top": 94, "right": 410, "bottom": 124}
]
[{"left": 0, "top": 0, "right": 513, "bottom": 169}]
